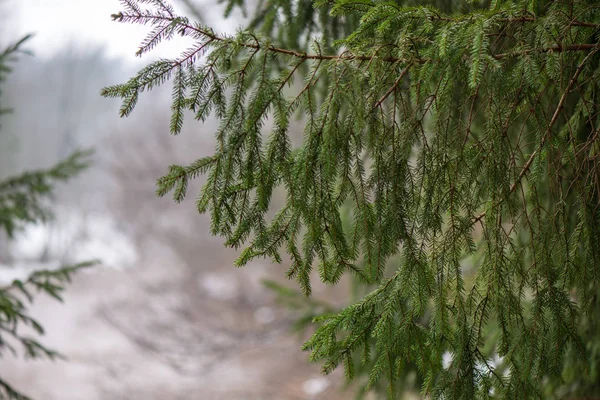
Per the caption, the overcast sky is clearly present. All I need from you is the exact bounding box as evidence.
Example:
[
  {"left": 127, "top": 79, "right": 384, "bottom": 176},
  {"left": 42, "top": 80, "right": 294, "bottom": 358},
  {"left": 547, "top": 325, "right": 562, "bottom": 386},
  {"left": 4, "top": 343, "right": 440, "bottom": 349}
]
[{"left": 3, "top": 0, "right": 236, "bottom": 63}]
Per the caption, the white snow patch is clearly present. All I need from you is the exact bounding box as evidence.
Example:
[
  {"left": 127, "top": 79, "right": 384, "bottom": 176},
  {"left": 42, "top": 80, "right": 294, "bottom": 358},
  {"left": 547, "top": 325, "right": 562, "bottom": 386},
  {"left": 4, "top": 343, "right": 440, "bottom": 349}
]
[
  {"left": 442, "top": 351, "right": 453, "bottom": 369},
  {"left": 302, "top": 377, "right": 330, "bottom": 397},
  {"left": 491, "top": 353, "right": 504, "bottom": 369},
  {"left": 69, "top": 214, "right": 138, "bottom": 268},
  {"left": 0, "top": 260, "right": 61, "bottom": 285},
  {"left": 9, "top": 210, "right": 138, "bottom": 269},
  {"left": 200, "top": 273, "right": 239, "bottom": 300}
]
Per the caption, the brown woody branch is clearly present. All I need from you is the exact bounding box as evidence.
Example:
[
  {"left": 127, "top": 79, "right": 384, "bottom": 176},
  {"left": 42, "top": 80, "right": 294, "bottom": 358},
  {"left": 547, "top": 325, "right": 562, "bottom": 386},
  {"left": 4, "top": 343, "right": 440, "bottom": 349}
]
[
  {"left": 112, "top": 12, "right": 600, "bottom": 64},
  {"left": 473, "top": 44, "right": 600, "bottom": 224}
]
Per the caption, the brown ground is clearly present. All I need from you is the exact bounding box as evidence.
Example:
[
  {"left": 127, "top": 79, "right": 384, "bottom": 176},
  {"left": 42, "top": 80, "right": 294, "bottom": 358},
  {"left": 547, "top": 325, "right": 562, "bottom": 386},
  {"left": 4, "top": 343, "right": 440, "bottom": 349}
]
[{"left": 0, "top": 234, "right": 362, "bottom": 400}]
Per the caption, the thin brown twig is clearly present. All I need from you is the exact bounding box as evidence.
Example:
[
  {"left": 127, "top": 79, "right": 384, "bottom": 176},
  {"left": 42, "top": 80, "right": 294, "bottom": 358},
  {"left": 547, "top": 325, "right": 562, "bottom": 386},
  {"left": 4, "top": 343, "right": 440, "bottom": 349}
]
[
  {"left": 374, "top": 62, "right": 413, "bottom": 108},
  {"left": 113, "top": 12, "right": 600, "bottom": 63},
  {"left": 473, "top": 44, "right": 600, "bottom": 223}
]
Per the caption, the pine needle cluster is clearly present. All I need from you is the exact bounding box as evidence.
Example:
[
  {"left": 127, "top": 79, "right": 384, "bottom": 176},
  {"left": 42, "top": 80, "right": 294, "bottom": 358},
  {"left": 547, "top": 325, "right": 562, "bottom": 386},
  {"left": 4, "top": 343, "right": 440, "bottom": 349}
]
[{"left": 104, "top": 0, "right": 600, "bottom": 398}]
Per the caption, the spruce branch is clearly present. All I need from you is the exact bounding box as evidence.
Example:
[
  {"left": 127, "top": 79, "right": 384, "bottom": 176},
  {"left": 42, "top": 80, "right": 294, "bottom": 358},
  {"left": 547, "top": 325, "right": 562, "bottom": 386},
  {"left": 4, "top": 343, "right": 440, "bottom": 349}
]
[
  {"left": 105, "top": 0, "right": 600, "bottom": 398},
  {"left": 112, "top": 9, "right": 600, "bottom": 64}
]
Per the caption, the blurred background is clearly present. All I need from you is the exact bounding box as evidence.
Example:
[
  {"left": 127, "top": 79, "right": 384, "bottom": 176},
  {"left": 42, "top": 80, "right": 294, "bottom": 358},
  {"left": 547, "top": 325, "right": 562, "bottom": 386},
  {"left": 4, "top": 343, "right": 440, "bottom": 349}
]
[{"left": 0, "top": 1, "right": 352, "bottom": 398}]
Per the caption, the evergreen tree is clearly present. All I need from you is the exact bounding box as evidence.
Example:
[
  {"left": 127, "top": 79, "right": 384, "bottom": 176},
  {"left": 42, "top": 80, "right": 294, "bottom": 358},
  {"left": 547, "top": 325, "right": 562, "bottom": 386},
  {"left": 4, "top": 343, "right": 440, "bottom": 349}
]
[
  {"left": 104, "top": 0, "right": 600, "bottom": 398},
  {"left": 0, "top": 36, "right": 94, "bottom": 400}
]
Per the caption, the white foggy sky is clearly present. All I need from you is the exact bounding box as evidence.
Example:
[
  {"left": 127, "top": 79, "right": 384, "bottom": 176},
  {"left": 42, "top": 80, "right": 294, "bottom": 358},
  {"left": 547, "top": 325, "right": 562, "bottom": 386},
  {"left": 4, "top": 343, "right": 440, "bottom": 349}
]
[{"left": 3, "top": 0, "right": 236, "bottom": 63}]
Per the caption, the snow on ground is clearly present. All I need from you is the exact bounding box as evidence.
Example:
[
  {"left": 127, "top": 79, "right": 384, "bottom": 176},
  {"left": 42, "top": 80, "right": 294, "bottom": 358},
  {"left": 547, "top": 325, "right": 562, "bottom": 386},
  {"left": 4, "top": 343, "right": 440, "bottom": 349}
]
[
  {"left": 1, "top": 207, "right": 138, "bottom": 285},
  {"left": 0, "top": 207, "right": 353, "bottom": 399},
  {"left": 0, "top": 260, "right": 62, "bottom": 284}
]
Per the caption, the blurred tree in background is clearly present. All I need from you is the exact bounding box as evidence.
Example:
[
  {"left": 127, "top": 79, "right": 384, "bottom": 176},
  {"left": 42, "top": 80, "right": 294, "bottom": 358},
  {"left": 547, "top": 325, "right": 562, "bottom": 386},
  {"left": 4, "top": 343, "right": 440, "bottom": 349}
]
[
  {"left": 0, "top": 36, "right": 94, "bottom": 399},
  {"left": 105, "top": 0, "right": 600, "bottom": 398}
]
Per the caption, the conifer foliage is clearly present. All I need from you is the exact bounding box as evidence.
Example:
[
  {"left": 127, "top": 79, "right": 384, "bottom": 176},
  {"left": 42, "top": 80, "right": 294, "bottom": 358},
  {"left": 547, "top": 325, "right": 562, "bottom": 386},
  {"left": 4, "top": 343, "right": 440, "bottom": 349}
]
[
  {"left": 0, "top": 36, "right": 94, "bottom": 400},
  {"left": 104, "top": 0, "right": 600, "bottom": 398}
]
